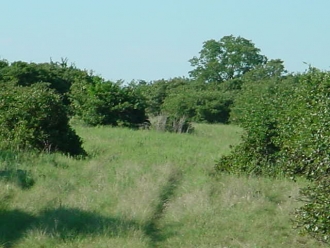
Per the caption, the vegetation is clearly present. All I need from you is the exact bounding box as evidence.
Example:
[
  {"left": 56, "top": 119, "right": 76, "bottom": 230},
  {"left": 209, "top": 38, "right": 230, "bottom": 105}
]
[
  {"left": 0, "top": 59, "right": 90, "bottom": 106},
  {"left": 217, "top": 69, "right": 330, "bottom": 242},
  {"left": 0, "top": 124, "right": 326, "bottom": 247},
  {"left": 189, "top": 35, "right": 267, "bottom": 83},
  {"left": 0, "top": 83, "right": 85, "bottom": 156},
  {"left": 70, "top": 77, "right": 148, "bottom": 127}
]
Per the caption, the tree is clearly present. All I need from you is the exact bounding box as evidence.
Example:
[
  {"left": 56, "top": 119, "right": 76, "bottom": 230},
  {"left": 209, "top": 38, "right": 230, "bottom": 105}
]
[
  {"left": 189, "top": 35, "right": 267, "bottom": 83},
  {"left": 240, "top": 59, "right": 287, "bottom": 83}
]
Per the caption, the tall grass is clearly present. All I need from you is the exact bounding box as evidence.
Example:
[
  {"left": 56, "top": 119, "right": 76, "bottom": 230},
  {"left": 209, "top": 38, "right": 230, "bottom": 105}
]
[{"left": 0, "top": 123, "right": 326, "bottom": 247}]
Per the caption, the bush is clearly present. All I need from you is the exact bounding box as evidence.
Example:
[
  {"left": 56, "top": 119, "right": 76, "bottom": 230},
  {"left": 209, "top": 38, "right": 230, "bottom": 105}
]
[
  {"left": 275, "top": 70, "right": 330, "bottom": 180},
  {"left": 216, "top": 76, "right": 294, "bottom": 175},
  {"left": 295, "top": 177, "right": 330, "bottom": 243},
  {"left": 161, "top": 89, "right": 234, "bottom": 124},
  {"left": 279, "top": 70, "right": 330, "bottom": 242},
  {"left": 135, "top": 77, "right": 237, "bottom": 124},
  {"left": 136, "top": 77, "right": 193, "bottom": 116},
  {"left": 0, "top": 60, "right": 92, "bottom": 107},
  {"left": 70, "top": 77, "right": 148, "bottom": 127},
  {"left": 216, "top": 69, "right": 330, "bottom": 242},
  {"left": 0, "top": 83, "right": 85, "bottom": 156}
]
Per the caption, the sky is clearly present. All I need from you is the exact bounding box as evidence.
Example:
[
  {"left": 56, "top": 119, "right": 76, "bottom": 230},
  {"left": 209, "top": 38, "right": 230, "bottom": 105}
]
[{"left": 1, "top": 1, "right": 330, "bottom": 82}]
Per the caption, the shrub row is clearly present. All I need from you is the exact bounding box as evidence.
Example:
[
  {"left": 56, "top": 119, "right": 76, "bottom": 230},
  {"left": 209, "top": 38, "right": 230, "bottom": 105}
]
[{"left": 0, "top": 60, "right": 194, "bottom": 156}]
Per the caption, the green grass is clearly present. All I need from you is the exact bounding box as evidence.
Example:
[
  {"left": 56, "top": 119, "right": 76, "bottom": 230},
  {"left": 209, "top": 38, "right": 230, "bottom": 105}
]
[{"left": 0, "top": 123, "right": 326, "bottom": 247}]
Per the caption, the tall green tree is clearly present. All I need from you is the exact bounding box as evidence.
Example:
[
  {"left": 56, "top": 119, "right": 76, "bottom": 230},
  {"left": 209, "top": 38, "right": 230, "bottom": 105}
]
[{"left": 189, "top": 35, "right": 267, "bottom": 83}]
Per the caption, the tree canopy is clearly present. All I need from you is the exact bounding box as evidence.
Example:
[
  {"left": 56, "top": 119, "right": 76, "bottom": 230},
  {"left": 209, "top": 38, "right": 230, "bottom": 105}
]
[{"left": 189, "top": 35, "right": 267, "bottom": 83}]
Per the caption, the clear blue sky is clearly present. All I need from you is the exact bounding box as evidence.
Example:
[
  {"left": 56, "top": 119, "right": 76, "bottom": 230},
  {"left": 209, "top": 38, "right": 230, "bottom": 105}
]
[{"left": 1, "top": 1, "right": 329, "bottom": 82}]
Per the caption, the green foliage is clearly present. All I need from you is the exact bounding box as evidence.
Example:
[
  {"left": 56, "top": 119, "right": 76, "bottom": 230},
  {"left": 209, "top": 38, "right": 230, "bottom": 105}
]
[
  {"left": 0, "top": 83, "right": 85, "bottom": 156},
  {"left": 278, "top": 70, "right": 330, "bottom": 241},
  {"left": 219, "top": 65, "right": 330, "bottom": 180},
  {"left": 0, "top": 59, "right": 92, "bottom": 106},
  {"left": 295, "top": 177, "right": 330, "bottom": 243},
  {"left": 136, "top": 77, "right": 193, "bottom": 116},
  {"left": 0, "top": 59, "right": 9, "bottom": 70},
  {"left": 189, "top": 35, "right": 267, "bottom": 83},
  {"left": 136, "top": 77, "right": 237, "bottom": 124},
  {"left": 136, "top": 35, "right": 274, "bottom": 125},
  {"left": 275, "top": 70, "right": 330, "bottom": 180},
  {"left": 216, "top": 59, "right": 291, "bottom": 175},
  {"left": 70, "top": 77, "right": 147, "bottom": 127},
  {"left": 217, "top": 79, "right": 290, "bottom": 175},
  {"left": 161, "top": 89, "right": 234, "bottom": 124},
  {"left": 216, "top": 68, "right": 330, "bottom": 242}
]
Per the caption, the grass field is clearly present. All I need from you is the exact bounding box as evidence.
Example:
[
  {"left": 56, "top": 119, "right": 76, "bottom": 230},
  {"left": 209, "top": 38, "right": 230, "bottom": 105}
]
[{"left": 0, "top": 123, "right": 326, "bottom": 247}]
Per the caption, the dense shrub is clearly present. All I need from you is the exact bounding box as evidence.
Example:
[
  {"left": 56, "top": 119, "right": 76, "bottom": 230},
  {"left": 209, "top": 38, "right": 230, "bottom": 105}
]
[
  {"left": 216, "top": 76, "right": 294, "bottom": 175},
  {"left": 0, "top": 60, "right": 92, "bottom": 106},
  {"left": 217, "top": 71, "right": 330, "bottom": 177},
  {"left": 278, "top": 70, "right": 330, "bottom": 241},
  {"left": 135, "top": 77, "right": 238, "bottom": 124},
  {"left": 275, "top": 70, "right": 330, "bottom": 180},
  {"left": 216, "top": 69, "right": 330, "bottom": 242},
  {"left": 295, "top": 177, "right": 330, "bottom": 243},
  {"left": 70, "top": 77, "right": 148, "bottom": 127},
  {"left": 161, "top": 89, "right": 234, "bottom": 123},
  {"left": 0, "top": 83, "right": 85, "bottom": 156},
  {"left": 136, "top": 77, "right": 193, "bottom": 116}
]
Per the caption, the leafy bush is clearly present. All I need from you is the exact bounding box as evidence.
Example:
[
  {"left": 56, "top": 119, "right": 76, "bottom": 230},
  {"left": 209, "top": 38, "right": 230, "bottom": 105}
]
[
  {"left": 136, "top": 77, "right": 193, "bottom": 116},
  {"left": 279, "top": 70, "right": 330, "bottom": 242},
  {"left": 216, "top": 77, "right": 292, "bottom": 175},
  {"left": 0, "top": 83, "right": 85, "bottom": 156},
  {"left": 0, "top": 60, "right": 92, "bottom": 106},
  {"left": 294, "top": 177, "right": 330, "bottom": 243},
  {"left": 161, "top": 92, "right": 197, "bottom": 120},
  {"left": 275, "top": 70, "right": 330, "bottom": 180},
  {"left": 135, "top": 77, "right": 237, "bottom": 124},
  {"left": 161, "top": 89, "right": 234, "bottom": 124},
  {"left": 70, "top": 77, "right": 148, "bottom": 127},
  {"left": 216, "top": 69, "right": 330, "bottom": 242}
]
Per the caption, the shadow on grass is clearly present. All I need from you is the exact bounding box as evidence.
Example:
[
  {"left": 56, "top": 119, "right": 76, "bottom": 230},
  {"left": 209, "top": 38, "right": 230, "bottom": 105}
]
[
  {"left": 144, "top": 169, "right": 183, "bottom": 247},
  {"left": 0, "top": 209, "right": 35, "bottom": 248},
  {"left": 0, "top": 150, "right": 19, "bottom": 163},
  {"left": 0, "top": 170, "right": 183, "bottom": 248},
  {"left": 0, "top": 207, "right": 138, "bottom": 248},
  {"left": 0, "top": 150, "right": 35, "bottom": 189},
  {"left": 36, "top": 207, "right": 137, "bottom": 239},
  {"left": 0, "top": 169, "right": 35, "bottom": 189}
]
